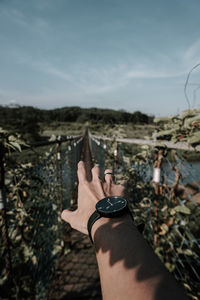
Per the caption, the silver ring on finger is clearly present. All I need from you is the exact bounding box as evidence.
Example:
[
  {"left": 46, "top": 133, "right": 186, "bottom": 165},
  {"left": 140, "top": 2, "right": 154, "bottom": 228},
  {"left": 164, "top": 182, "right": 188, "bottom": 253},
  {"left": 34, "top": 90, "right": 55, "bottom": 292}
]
[{"left": 104, "top": 172, "right": 114, "bottom": 176}]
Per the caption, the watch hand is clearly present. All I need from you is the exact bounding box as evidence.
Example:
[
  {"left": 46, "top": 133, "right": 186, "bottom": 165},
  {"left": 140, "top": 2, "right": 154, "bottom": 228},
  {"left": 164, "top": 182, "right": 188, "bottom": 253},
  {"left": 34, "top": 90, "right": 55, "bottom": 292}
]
[{"left": 107, "top": 199, "right": 113, "bottom": 206}]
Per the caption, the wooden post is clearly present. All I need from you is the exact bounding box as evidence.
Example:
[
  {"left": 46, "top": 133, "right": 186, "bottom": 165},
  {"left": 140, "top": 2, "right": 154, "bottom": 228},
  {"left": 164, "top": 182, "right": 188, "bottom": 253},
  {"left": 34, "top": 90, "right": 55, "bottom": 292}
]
[
  {"left": 81, "top": 127, "right": 93, "bottom": 181},
  {"left": 153, "top": 199, "right": 158, "bottom": 246},
  {"left": 0, "top": 142, "right": 12, "bottom": 278},
  {"left": 56, "top": 141, "right": 63, "bottom": 212},
  {"left": 114, "top": 141, "right": 118, "bottom": 173}
]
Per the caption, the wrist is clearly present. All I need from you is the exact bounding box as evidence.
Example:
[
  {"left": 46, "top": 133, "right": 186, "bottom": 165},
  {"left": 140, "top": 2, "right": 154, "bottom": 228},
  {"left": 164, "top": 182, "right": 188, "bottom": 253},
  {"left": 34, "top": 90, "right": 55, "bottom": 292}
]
[
  {"left": 91, "top": 213, "right": 133, "bottom": 244},
  {"left": 87, "top": 196, "right": 132, "bottom": 244}
]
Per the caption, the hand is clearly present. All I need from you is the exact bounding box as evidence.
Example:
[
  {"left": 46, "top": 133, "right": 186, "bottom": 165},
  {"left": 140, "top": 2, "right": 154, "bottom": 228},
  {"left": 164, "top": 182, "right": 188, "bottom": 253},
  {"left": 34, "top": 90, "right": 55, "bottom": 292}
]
[{"left": 61, "top": 161, "right": 126, "bottom": 235}]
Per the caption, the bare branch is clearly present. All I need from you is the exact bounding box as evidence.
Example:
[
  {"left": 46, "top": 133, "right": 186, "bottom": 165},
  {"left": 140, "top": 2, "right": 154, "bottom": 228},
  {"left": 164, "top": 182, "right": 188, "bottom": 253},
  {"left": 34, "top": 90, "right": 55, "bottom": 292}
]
[{"left": 184, "top": 63, "right": 200, "bottom": 110}]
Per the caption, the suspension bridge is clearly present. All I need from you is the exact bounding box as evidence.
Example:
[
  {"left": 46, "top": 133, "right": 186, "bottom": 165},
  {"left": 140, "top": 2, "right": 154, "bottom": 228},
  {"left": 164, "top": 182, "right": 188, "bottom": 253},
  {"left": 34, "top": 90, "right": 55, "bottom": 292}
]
[{"left": 0, "top": 128, "right": 200, "bottom": 300}]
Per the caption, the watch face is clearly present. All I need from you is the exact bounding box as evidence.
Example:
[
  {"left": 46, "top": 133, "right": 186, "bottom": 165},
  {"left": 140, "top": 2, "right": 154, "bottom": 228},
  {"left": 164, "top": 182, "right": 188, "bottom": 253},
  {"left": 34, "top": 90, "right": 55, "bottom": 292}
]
[{"left": 96, "top": 196, "right": 127, "bottom": 217}]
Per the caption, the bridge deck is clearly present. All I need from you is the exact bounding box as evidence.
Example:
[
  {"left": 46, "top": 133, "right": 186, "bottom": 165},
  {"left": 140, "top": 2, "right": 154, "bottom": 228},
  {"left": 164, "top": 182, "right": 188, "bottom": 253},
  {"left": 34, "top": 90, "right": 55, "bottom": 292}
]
[{"left": 48, "top": 229, "right": 101, "bottom": 300}]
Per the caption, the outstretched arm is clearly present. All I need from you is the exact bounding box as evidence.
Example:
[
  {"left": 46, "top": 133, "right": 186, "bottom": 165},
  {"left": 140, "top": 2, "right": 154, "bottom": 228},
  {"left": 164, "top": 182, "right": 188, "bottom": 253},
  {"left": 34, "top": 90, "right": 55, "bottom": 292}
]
[{"left": 61, "top": 161, "right": 188, "bottom": 300}]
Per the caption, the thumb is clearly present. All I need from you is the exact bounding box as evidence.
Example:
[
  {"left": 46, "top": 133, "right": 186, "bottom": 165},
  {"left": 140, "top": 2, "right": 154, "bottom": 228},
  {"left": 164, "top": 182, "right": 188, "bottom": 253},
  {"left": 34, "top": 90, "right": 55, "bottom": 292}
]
[{"left": 61, "top": 209, "right": 76, "bottom": 224}]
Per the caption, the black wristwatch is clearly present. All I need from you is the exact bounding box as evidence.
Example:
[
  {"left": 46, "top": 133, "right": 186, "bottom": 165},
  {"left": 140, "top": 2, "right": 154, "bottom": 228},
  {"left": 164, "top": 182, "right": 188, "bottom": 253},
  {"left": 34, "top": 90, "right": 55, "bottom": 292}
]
[{"left": 87, "top": 196, "right": 130, "bottom": 243}]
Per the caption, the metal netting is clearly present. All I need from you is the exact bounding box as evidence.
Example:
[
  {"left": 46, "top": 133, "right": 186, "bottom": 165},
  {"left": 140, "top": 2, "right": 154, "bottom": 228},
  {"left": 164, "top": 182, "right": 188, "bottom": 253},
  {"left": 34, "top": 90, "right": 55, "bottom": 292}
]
[
  {"left": 90, "top": 135, "right": 200, "bottom": 300},
  {"left": 0, "top": 138, "right": 82, "bottom": 300},
  {"left": 1, "top": 132, "right": 199, "bottom": 299},
  {"left": 90, "top": 136, "right": 105, "bottom": 179},
  {"left": 61, "top": 137, "right": 83, "bottom": 209}
]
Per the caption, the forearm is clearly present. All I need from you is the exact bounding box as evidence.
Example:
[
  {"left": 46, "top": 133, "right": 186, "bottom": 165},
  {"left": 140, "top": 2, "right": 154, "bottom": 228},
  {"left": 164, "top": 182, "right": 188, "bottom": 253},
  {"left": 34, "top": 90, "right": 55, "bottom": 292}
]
[
  {"left": 92, "top": 215, "right": 188, "bottom": 300},
  {"left": 61, "top": 162, "right": 188, "bottom": 300}
]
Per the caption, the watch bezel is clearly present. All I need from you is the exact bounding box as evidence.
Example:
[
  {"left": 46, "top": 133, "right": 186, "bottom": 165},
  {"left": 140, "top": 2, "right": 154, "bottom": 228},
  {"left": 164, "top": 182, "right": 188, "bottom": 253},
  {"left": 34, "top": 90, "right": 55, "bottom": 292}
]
[{"left": 96, "top": 196, "right": 128, "bottom": 218}]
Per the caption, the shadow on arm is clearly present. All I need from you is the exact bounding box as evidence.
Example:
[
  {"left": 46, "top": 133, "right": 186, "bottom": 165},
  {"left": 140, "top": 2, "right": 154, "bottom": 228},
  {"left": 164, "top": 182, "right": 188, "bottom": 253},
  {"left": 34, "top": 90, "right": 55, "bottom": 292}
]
[{"left": 93, "top": 217, "right": 189, "bottom": 300}]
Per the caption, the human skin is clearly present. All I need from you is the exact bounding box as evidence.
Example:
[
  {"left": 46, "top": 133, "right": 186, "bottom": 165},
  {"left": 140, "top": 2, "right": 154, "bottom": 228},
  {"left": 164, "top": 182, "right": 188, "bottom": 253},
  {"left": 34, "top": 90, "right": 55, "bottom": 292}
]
[{"left": 61, "top": 161, "right": 188, "bottom": 300}]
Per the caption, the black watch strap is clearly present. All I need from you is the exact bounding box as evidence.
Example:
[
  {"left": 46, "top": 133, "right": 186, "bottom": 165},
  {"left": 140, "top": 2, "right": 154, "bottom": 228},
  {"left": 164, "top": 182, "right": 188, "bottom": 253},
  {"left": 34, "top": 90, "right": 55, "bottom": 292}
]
[{"left": 87, "top": 210, "right": 101, "bottom": 244}]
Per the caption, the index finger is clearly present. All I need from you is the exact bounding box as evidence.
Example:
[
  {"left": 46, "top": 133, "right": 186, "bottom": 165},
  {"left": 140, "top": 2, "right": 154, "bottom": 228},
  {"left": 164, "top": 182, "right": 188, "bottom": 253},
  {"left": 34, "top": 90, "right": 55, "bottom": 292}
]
[
  {"left": 77, "top": 161, "right": 87, "bottom": 182},
  {"left": 91, "top": 164, "right": 101, "bottom": 180}
]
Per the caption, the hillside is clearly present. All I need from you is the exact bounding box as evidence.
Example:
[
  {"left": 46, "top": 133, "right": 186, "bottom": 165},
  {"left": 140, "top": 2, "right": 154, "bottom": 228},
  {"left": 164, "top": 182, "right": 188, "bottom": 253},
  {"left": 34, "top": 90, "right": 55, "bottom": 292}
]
[{"left": 0, "top": 105, "right": 154, "bottom": 142}]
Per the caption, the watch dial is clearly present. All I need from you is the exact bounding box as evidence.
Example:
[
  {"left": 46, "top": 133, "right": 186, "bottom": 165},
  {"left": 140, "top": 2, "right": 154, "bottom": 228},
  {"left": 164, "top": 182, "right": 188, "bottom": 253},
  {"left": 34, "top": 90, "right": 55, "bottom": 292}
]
[{"left": 96, "top": 196, "right": 127, "bottom": 216}]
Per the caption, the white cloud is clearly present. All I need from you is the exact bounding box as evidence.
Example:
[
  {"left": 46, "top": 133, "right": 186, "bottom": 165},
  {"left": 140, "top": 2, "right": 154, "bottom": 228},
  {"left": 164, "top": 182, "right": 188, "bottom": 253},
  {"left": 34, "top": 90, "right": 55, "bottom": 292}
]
[
  {"left": 38, "top": 63, "right": 73, "bottom": 82},
  {"left": 0, "top": 6, "right": 49, "bottom": 35},
  {"left": 184, "top": 39, "right": 200, "bottom": 62},
  {"left": 2, "top": 7, "right": 27, "bottom": 26},
  {"left": 126, "top": 68, "right": 184, "bottom": 80},
  {"left": 180, "top": 39, "right": 200, "bottom": 75},
  {"left": 26, "top": 57, "right": 188, "bottom": 98}
]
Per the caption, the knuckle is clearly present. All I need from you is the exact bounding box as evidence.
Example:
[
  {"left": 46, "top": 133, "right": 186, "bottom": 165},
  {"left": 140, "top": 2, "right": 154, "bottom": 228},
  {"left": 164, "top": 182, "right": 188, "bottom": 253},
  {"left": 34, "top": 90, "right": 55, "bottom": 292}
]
[
  {"left": 78, "top": 161, "right": 85, "bottom": 169},
  {"left": 92, "top": 177, "right": 100, "bottom": 183},
  {"left": 81, "top": 179, "right": 88, "bottom": 185}
]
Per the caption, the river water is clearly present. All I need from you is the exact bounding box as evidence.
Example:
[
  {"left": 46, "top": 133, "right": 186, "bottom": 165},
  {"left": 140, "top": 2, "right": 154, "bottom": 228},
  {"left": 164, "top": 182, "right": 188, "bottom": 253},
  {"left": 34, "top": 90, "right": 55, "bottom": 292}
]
[
  {"left": 163, "top": 160, "right": 200, "bottom": 185},
  {"left": 135, "top": 160, "right": 200, "bottom": 186}
]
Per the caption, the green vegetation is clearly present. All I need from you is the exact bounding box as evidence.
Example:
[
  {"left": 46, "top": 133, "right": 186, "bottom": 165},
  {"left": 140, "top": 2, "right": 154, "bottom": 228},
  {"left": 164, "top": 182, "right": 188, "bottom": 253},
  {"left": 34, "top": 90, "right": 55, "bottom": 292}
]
[
  {"left": 1, "top": 108, "right": 199, "bottom": 299},
  {"left": 154, "top": 109, "right": 200, "bottom": 147},
  {"left": 0, "top": 129, "right": 81, "bottom": 300},
  {"left": 0, "top": 105, "right": 153, "bottom": 142},
  {"left": 95, "top": 137, "right": 200, "bottom": 300}
]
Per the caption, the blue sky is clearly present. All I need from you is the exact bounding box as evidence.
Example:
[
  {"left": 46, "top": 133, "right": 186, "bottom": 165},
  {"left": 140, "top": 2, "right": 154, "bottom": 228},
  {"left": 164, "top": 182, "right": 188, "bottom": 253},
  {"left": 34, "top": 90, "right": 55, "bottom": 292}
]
[{"left": 0, "top": 0, "right": 200, "bottom": 116}]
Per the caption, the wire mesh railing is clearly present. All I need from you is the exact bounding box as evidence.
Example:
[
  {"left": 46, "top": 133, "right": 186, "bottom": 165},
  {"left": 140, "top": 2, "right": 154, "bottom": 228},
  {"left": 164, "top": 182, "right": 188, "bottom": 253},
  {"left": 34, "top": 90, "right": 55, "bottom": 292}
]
[
  {"left": 90, "top": 134, "right": 200, "bottom": 300},
  {"left": 1, "top": 130, "right": 199, "bottom": 300},
  {"left": 0, "top": 136, "right": 83, "bottom": 300}
]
